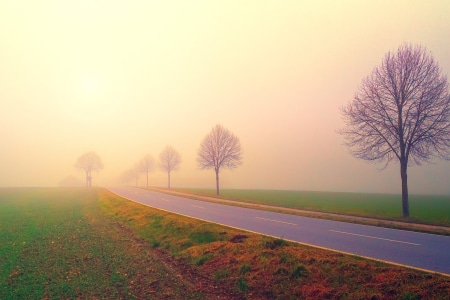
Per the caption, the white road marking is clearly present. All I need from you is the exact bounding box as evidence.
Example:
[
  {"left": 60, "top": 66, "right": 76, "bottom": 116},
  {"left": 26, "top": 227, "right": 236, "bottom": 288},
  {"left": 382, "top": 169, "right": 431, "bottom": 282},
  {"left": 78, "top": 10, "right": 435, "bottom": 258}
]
[
  {"left": 330, "top": 230, "right": 421, "bottom": 246},
  {"left": 160, "top": 198, "right": 169, "bottom": 202},
  {"left": 191, "top": 205, "right": 206, "bottom": 209},
  {"left": 107, "top": 188, "right": 449, "bottom": 276},
  {"left": 255, "top": 217, "right": 297, "bottom": 226}
]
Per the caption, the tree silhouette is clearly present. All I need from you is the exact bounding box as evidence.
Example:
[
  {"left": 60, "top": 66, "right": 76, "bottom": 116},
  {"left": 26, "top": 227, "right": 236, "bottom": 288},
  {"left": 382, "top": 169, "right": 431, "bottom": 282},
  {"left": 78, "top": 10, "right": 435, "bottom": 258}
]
[
  {"left": 158, "top": 146, "right": 181, "bottom": 189},
  {"left": 75, "top": 152, "right": 104, "bottom": 187},
  {"left": 197, "top": 124, "right": 243, "bottom": 195},
  {"left": 139, "top": 154, "right": 155, "bottom": 187},
  {"left": 340, "top": 44, "right": 450, "bottom": 217}
]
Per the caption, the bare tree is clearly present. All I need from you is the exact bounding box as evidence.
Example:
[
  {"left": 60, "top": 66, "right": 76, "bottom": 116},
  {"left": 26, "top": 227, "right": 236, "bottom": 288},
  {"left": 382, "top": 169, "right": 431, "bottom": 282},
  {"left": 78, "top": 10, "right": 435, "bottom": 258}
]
[
  {"left": 132, "top": 163, "right": 141, "bottom": 187},
  {"left": 139, "top": 154, "right": 155, "bottom": 187},
  {"left": 118, "top": 169, "right": 133, "bottom": 186},
  {"left": 75, "top": 152, "right": 104, "bottom": 187},
  {"left": 197, "top": 124, "right": 243, "bottom": 195},
  {"left": 119, "top": 168, "right": 136, "bottom": 186},
  {"left": 158, "top": 146, "right": 182, "bottom": 189},
  {"left": 339, "top": 44, "right": 450, "bottom": 217}
]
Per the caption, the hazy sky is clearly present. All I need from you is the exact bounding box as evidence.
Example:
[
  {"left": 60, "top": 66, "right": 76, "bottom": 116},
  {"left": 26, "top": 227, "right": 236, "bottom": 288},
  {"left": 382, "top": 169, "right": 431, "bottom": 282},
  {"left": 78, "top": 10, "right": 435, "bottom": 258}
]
[{"left": 1, "top": 1, "right": 449, "bottom": 194}]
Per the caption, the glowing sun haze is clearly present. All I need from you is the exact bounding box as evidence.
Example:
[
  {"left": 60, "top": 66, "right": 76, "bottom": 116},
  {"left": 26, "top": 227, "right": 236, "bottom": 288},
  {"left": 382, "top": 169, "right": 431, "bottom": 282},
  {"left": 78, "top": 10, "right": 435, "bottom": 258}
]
[{"left": 1, "top": 1, "right": 449, "bottom": 194}]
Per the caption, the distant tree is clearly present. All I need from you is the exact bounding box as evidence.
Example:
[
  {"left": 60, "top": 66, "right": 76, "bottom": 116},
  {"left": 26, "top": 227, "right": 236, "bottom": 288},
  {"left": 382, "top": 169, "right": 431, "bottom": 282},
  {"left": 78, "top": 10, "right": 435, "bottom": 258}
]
[
  {"left": 132, "top": 164, "right": 141, "bottom": 187},
  {"left": 197, "top": 124, "right": 243, "bottom": 195},
  {"left": 119, "top": 169, "right": 135, "bottom": 186},
  {"left": 158, "top": 146, "right": 182, "bottom": 189},
  {"left": 75, "top": 152, "right": 104, "bottom": 187},
  {"left": 118, "top": 170, "right": 130, "bottom": 186},
  {"left": 139, "top": 154, "right": 155, "bottom": 187},
  {"left": 339, "top": 44, "right": 450, "bottom": 217}
]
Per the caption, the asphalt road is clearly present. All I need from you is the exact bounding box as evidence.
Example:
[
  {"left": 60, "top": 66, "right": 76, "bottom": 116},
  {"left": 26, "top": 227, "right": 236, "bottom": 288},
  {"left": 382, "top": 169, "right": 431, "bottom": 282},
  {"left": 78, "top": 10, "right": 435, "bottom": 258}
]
[{"left": 107, "top": 187, "right": 450, "bottom": 275}]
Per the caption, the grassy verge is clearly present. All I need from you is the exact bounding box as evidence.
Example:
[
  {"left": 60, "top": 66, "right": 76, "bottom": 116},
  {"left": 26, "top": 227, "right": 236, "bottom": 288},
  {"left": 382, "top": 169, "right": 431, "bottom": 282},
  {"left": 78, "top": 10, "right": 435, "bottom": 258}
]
[
  {"left": 145, "top": 188, "right": 450, "bottom": 235},
  {"left": 97, "top": 189, "right": 450, "bottom": 299},
  {"left": 165, "top": 188, "right": 450, "bottom": 226},
  {"left": 1, "top": 188, "right": 449, "bottom": 299}
]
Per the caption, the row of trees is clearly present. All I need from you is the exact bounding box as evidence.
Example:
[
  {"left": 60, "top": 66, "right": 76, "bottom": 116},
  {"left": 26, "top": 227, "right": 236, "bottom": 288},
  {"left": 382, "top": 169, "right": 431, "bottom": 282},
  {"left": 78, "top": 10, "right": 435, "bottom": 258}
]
[
  {"left": 117, "top": 125, "right": 243, "bottom": 195},
  {"left": 75, "top": 44, "right": 450, "bottom": 218},
  {"left": 118, "top": 146, "right": 182, "bottom": 189},
  {"left": 75, "top": 124, "right": 243, "bottom": 196}
]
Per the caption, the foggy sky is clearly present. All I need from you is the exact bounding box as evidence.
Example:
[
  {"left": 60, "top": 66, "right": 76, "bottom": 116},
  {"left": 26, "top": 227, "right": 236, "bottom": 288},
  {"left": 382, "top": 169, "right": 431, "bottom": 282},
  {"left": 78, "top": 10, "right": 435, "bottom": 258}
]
[{"left": 1, "top": 1, "right": 449, "bottom": 194}]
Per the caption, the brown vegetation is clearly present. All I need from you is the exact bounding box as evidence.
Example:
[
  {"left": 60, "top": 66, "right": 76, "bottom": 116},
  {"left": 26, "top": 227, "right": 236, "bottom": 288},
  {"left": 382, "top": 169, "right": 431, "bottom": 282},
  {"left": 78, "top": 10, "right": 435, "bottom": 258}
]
[{"left": 99, "top": 189, "right": 450, "bottom": 299}]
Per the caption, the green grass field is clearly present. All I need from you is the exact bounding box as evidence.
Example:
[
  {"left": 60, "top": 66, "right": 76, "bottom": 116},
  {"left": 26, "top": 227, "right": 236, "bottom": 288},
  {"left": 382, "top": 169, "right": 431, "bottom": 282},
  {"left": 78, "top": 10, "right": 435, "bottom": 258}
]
[
  {"left": 0, "top": 188, "right": 202, "bottom": 299},
  {"left": 1, "top": 188, "right": 449, "bottom": 299},
  {"left": 170, "top": 188, "right": 450, "bottom": 227}
]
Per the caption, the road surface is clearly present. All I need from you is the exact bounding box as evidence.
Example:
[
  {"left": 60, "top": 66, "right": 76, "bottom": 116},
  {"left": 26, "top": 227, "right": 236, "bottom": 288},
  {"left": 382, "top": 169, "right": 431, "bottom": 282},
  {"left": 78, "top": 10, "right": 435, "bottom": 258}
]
[{"left": 107, "top": 187, "right": 450, "bottom": 275}]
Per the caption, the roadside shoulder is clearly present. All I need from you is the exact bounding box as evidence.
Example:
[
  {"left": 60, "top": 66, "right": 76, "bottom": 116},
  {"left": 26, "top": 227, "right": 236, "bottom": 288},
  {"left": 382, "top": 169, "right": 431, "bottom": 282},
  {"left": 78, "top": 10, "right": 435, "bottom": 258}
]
[{"left": 144, "top": 187, "right": 450, "bottom": 236}]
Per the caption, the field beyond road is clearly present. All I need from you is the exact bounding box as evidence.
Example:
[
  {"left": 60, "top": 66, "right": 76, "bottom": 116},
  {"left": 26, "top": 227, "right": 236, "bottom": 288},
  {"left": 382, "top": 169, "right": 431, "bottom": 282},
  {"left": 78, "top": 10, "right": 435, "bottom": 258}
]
[
  {"left": 1, "top": 188, "right": 449, "bottom": 299},
  {"left": 162, "top": 188, "right": 450, "bottom": 228}
]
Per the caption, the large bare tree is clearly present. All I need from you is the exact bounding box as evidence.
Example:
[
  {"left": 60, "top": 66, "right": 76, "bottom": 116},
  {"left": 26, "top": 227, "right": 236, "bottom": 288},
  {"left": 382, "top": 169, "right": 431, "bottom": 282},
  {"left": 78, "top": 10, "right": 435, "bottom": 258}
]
[
  {"left": 340, "top": 44, "right": 450, "bottom": 217},
  {"left": 197, "top": 124, "right": 243, "bottom": 195},
  {"left": 158, "top": 146, "right": 181, "bottom": 189},
  {"left": 139, "top": 154, "right": 155, "bottom": 187},
  {"left": 75, "top": 152, "right": 104, "bottom": 187}
]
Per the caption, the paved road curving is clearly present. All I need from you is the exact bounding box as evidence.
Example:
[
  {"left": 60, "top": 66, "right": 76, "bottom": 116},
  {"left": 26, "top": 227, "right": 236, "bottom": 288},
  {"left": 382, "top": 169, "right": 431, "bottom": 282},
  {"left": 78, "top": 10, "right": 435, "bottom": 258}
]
[{"left": 107, "top": 187, "right": 450, "bottom": 275}]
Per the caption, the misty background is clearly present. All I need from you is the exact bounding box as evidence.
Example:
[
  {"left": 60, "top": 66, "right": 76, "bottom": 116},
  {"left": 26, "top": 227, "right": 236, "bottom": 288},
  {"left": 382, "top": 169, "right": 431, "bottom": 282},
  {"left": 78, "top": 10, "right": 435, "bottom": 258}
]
[{"left": 1, "top": 1, "right": 449, "bottom": 194}]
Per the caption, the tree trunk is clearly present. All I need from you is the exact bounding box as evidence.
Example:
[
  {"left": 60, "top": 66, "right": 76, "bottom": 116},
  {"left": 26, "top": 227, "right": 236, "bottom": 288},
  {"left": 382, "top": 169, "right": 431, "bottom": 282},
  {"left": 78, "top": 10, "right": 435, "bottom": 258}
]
[
  {"left": 215, "top": 170, "right": 220, "bottom": 196},
  {"left": 400, "top": 160, "right": 409, "bottom": 217},
  {"left": 85, "top": 171, "right": 89, "bottom": 187},
  {"left": 168, "top": 171, "right": 171, "bottom": 189},
  {"left": 146, "top": 171, "right": 149, "bottom": 187}
]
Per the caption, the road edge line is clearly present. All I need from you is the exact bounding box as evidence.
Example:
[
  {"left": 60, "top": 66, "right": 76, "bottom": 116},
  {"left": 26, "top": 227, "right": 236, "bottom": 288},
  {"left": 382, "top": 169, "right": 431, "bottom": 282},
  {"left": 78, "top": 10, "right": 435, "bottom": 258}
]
[{"left": 106, "top": 188, "right": 450, "bottom": 278}]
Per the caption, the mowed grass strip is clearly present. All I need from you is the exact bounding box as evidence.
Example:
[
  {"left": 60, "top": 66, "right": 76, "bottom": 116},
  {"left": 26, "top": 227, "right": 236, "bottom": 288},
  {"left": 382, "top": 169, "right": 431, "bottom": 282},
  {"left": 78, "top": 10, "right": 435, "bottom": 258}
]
[
  {"left": 0, "top": 188, "right": 203, "bottom": 299},
  {"left": 1, "top": 188, "right": 449, "bottom": 299},
  {"left": 167, "top": 188, "right": 450, "bottom": 227}
]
